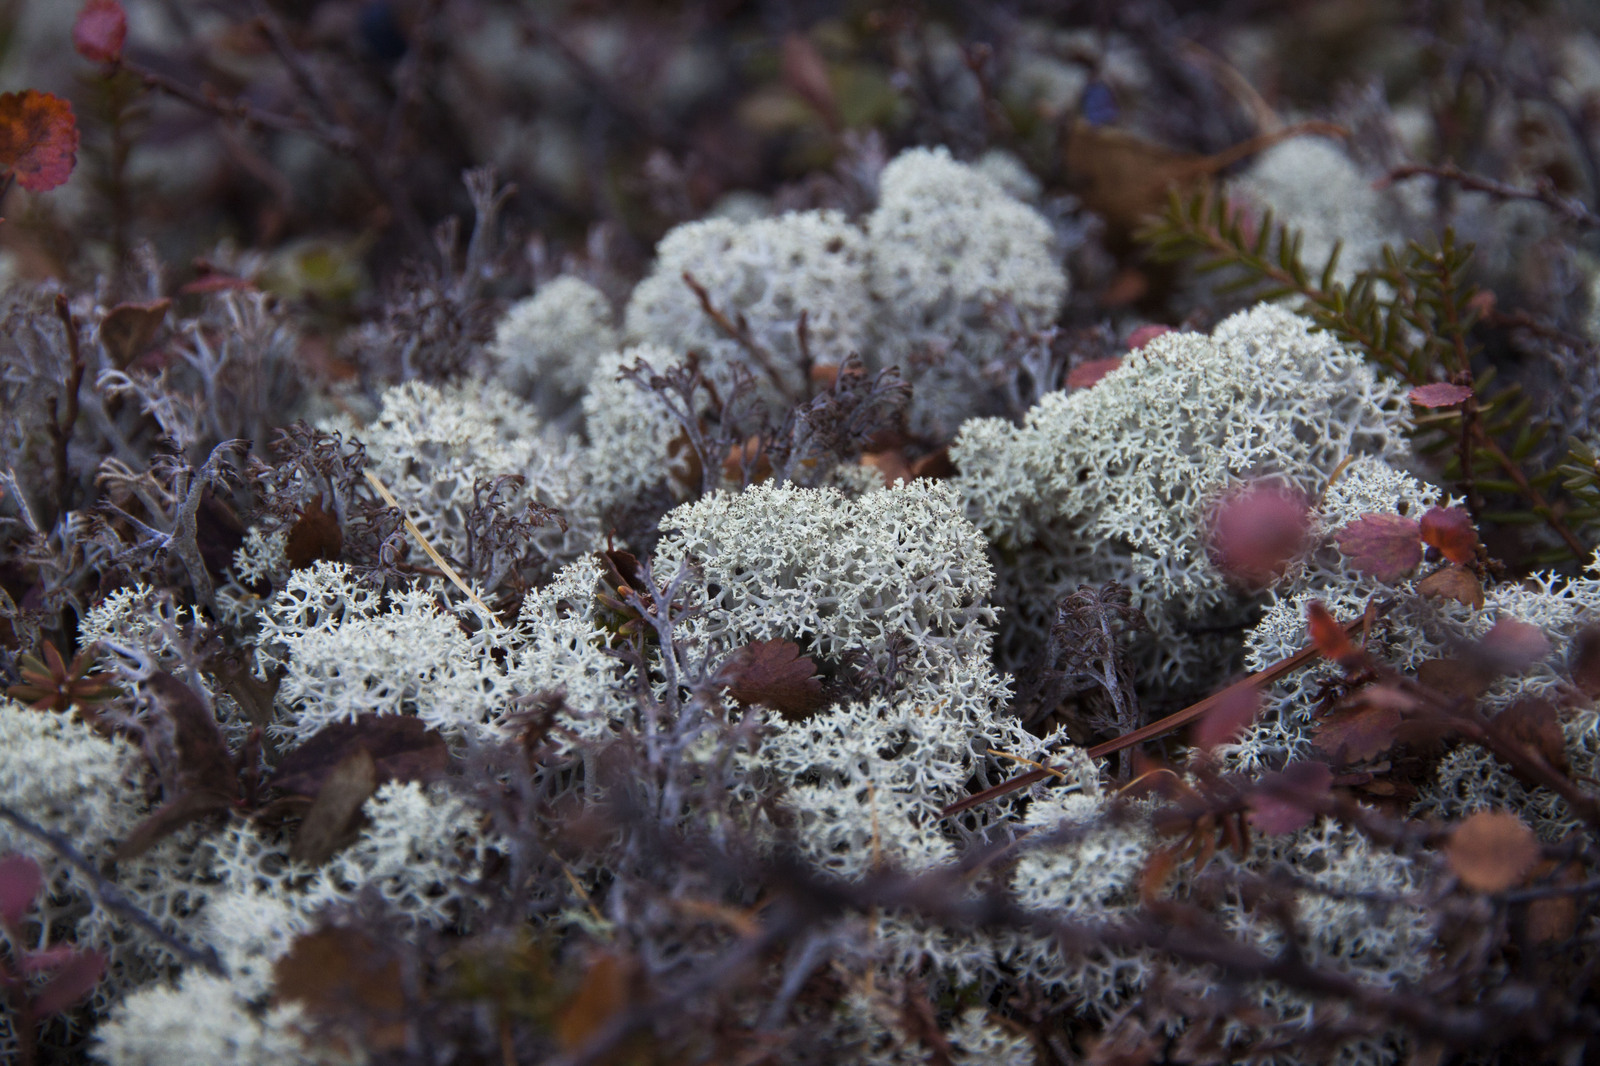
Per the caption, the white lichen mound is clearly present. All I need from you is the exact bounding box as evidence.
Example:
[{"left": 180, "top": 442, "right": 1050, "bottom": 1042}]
[
  {"left": 953, "top": 302, "right": 1412, "bottom": 684},
  {"left": 866, "top": 146, "right": 1067, "bottom": 436},
  {"left": 625, "top": 210, "right": 872, "bottom": 398},
  {"left": 491, "top": 275, "right": 619, "bottom": 415}
]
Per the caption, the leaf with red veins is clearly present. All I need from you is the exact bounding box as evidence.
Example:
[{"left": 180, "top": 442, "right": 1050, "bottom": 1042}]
[
  {"left": 1408, "top": 382, "right": 1473, "bottom": 408},
  {"left": 0, "top": 91, "right": 78, "bottom": 192},
  {"left": 73, "top": 0, "right": 127, "bottom": 64},
  {"left": 1419, "top": 506, "right": 1479, "bottom": 564},
  {"left": 1334, "top": 513, "right": 1422, "bottom": 582}
]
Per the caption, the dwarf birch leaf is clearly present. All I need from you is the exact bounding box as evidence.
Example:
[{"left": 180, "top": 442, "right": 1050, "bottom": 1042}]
[
  {"left": 1334, "top": 513, "right": 1422, "bottom": 581},
  {"left": 1408, "top": 382, "right": 1473, "bottom": 408},
  {"left": 718, "top": 639, "right": 825, "bottom": 720},
  {"left": 0, "top": 91, "right": 78, "bottom": 192},
  {"left": 1419, "top": 506, "right": 1479, "bottom": 564},
  {"left": 1446, "top": 811, "right": 1539, "bottom": 892},
  {"left": 73, "top": 0, "right": 127, "bottom": 64}
]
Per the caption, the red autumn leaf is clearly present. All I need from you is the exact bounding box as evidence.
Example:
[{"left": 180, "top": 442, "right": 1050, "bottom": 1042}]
[
  {"left": 1305, "top": 601, "right": 1360, "bottom": 666},
  {"left": 0, "top": 91, "right": 78, "bottom": 192},
  {"left": 1446, "top": 810, "right": 1540, "bottom": 892},
  {"left": 1334, "top": 513, "right": 1422, "bottom": 582},
  {"left": 1417, "top": 563, "right": 1484, "bottom": 608},
  {"left": 1313, "top": 703, "right": 1402, "bottom": 763},
  {"left": 1191, "top": 684, "right": 1261, "bottom": 751},
  {"left": 1476, "top": 618, "right": 1552, "bottom": 674},
  {"left": 1207, "top": 480, "right": 1313, "bottom": 588},
  {"left": 1419, "top": 506, "right": 1479, "bottom": 564},
  {"left": 1247, "top": 760, "right": 1333, "bottom": 835},
  {"left": 0, "top": 853, "right": 42, "bottom": 928},
  {"left": 1567, "top": 625, "right": 1600, "bottom": 698},
  {"left": 1408, "top": 382, "right": 1473, "bottom": 408},
  {"left": 717, "top": 639, "right": 826, "bottom": 720},
  {"left": 1127, "top": 324, "right": 1174, "bottom": 350},
  {"left": 271, "top": 714, "right": 448, "bottom": 798},
  {"left": 1066, "top": 356, "right": 1123, "bottom": 390},
  {"left": 73, "top": 0, "right": 127, "bottom": 64},
  {"left": 31, "top": 948, "right": 105, "bottom": 1017}
]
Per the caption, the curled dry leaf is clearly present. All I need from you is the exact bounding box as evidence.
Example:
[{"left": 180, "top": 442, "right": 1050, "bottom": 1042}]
[
  {"left": 717, "top": 639, "right": 826, "bottom": 720},
  {"left": 98, "top": 299, "right": 170, "bottom": 369},
  {"left": 285, "top": 495, "right": 344, "bottom": 571},
  {"left": 1334, "top": 513, "right": 1422, "bottom": 582},
  {"left": 1446, "top": 810, "right": 1540, "bottom": 893},
  {"left": 0, "top": 90, "right": 78, "bottom": 192},
  {"left": 289, "top": 747, "right": 378, "bottom": 865},
  {"left": 1408, "top": 382, "right": 1473, "bottom": 408},
  {"left": 1417, "top": 564, "right": 1484, "bottom": 609},
  {"left": 1419, "top": 506, "right": 1479, "bottom": 564}
]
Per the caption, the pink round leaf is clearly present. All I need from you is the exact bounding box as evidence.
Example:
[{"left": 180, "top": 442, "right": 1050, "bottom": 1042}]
[
  {"left": 1409, "top": 382, "right": 1474, "bottom": 408},
  {"left": 73, "top": 0, "right": 127, "bottom": 65},
  {"left": 1334, "top": 512, "right": 1422, "bottom": 582}
]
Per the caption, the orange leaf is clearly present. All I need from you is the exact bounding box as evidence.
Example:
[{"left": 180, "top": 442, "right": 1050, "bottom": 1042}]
[
  {"left": 1305, "top": 601, "right": 1359, "bottom": 665},
  {"left": 557, "top": 951, "right": 637, "bottom": 1050},
  {"left": 1419, "top": 506, "right": 1479, "bottom": 564},
  {"left": 0, "top": 91, "right": 78, "bottom": 192},
  {"left": 1446, "top": 811, "right": 1539, "bottom": 892},
  {"left": 73, "top": 0, "right": 127, "bottom": 64}
]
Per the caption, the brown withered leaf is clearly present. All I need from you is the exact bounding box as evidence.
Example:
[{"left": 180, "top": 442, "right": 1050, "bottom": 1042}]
[
  {"left": 1063, "top": 121, "right": 1215, "bottom": 236},
  {"left": 1314, "top": 703, "right": 1402, "bottom": 763},
  {"left": 1408, "top": 382, "right": 1473, "bottom": 408},
  {"left": 1419, "top": 506, "right": 1479, "bottom": 564},
  {"left": 556, "top": 950, "right": 639, "bottom": 1051},
  {"left": 289, "top": 747, "right": 377, "bottom": 865},
  {"left": 1493, "top": 699, "right": 1570, "bottom": 780},
  {"left": 271, "top": 714, "right": 447, "bottom": 797},
  {"left": 98, "top": 299, "right": 170, "bottom": 369},
  {"left": 285, "top": 495, "right": 343, "bottom": 571},
  {"left": 1138, "top": 845, "right": 1181, "bottom": 904},
  {"left": 718, "top": 639, "right": 826, "bottom": 720},
  {"left": 1446, "top": 810, "right": 1540, "bottom": 893},
  {"left": 113, "top": 789, "right": 233, "bottom": 861},
  {"left": 1416, "top": 658, "right": 1494, "bottom": 701},
  {"left": 1334, "top": 513, "right": 1422, "bottom": 582},
  {"left": 860, "top": 448, "right": 914, "bottom": 487},
  {"left": 781, "top": 32, "right": 839, "bottom": 130},
  {"left": 274, "top": 926, "right": 406, "bottom": 1051},
  {"left": 1417, "top": 564, "right": 1484, "bottom": 609},
  {"left": 1567, "top": 625, "right": 1600, "bottom": 698},
  {"left": 146, "top": 672, "right": 236, "bottom": 797}
]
